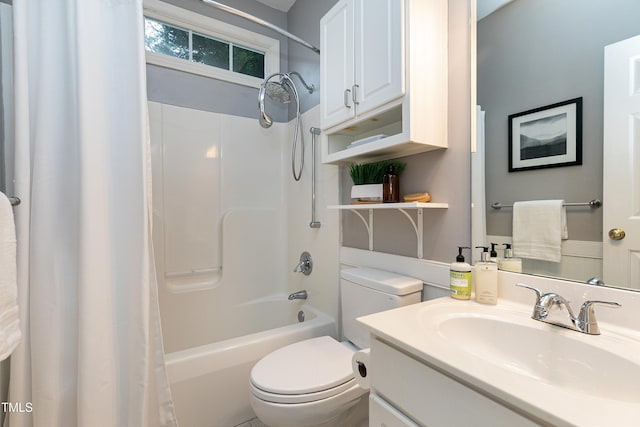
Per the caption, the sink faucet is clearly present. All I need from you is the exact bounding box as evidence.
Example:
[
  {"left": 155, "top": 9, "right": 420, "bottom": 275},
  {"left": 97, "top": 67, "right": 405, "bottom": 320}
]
[
  {"left": 516, "top": 283, "right": 621, "bottom": 335},
  {"left": 288, "top": 290, "right": 308, "bottom": 300}
]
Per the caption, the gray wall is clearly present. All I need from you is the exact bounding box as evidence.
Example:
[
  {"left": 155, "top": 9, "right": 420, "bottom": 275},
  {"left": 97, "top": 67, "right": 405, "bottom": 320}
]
[
  {"left": 478, "top": 0, "right": 640, "bottom": 241},
  {"left": 341, "top": 0, "right": 473, "bottom": 263},
  {"left": 287, "top": 0, "right": 337, "bottom": 113}
]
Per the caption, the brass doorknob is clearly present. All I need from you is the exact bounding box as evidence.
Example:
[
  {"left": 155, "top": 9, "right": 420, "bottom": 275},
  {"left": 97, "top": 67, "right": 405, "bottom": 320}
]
[{"left": 608, "top": 228, "right": 626, "bottom": 240}]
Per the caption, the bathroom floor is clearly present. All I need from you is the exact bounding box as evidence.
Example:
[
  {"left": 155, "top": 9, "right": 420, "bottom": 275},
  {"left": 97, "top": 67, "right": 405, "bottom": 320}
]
[{"left": 235, "top": 418, "right": 268, "bottom": 427}]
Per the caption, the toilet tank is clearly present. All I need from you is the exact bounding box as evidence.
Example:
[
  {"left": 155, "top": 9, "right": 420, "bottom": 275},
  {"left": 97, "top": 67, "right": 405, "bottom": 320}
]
[{"left": 341, "top": 267, "right": 422, "bottom": 349}]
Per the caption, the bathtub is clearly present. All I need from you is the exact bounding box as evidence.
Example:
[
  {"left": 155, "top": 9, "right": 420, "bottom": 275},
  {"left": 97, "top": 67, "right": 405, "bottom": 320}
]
[{"left": 164, "top": 295, "right": 336, "bottom": 427}]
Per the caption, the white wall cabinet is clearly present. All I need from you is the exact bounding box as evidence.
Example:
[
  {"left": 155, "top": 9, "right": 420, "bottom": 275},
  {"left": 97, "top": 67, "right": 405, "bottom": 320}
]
[
  {"left": 321, "top": 0, "right": 403, "bottom": 130},
  {"left": 320, "top": 0, "right": 448, "bottom": 164}
]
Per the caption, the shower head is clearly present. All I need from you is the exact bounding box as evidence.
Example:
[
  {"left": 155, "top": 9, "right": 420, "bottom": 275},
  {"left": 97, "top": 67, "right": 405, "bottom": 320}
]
[
  {"left": 265, "top": 80, "right": 293, "bottom": 103},
  {"left": 258, "top": 73, "right": 290, "bottom": 128},
  {"left": 258, "top": 71, "right": 314, "bottom": 129}
]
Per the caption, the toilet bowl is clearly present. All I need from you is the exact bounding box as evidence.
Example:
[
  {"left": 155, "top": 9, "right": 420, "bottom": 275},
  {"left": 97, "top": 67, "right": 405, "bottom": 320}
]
[
  {"left": 249, "top": 267, "right": 422, "bottom": 427},
  {"left": 250, "top": 336, "right": 366, "bottom": 427}
]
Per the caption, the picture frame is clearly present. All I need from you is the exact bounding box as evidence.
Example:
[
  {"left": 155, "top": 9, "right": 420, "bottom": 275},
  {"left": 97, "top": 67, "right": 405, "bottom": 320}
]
[{"left": 508, "top": 97, "right": 582, "bottom": 172}]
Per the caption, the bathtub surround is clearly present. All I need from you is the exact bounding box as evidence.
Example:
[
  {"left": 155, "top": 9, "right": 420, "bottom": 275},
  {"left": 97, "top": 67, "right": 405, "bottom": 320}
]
[{"left": 7, "top": 1, "right": 176, "bottom": 426}]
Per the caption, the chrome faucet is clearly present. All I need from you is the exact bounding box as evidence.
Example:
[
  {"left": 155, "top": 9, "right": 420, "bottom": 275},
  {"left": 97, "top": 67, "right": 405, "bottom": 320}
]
[
  {"left": 516, "top": 283, "right": 621, "bottom": 335},
  {"left": 288, "top": 290, "right": 308, "bottom": 300},
  {"left": 293, "top": 251, "right": 313, "bottom": 276}
]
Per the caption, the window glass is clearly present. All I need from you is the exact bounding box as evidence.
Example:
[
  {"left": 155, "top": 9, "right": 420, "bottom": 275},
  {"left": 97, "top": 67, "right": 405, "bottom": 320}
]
[
  {"left": 144, "top": 17, "right": 189, "bottom": 60},
  {"left": 192, "top": 33, "right": 230, "bottom": 69},
  {"left": 233, "top": 45, "right": 265, "bottom": 78},
  {"left": 144, "top": 15, "right": 267, "bottom": 81}
]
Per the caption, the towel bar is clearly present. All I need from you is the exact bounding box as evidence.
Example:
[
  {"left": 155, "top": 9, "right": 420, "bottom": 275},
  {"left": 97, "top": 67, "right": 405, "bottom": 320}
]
[{"left": 491, "top": 199, "right": 601, "bottom": 210}]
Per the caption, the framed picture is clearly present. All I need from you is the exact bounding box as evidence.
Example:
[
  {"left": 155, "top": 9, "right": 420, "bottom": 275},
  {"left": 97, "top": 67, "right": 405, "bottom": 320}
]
[{"left": 508, "top": 97, "right": 582, "bottom": 172}]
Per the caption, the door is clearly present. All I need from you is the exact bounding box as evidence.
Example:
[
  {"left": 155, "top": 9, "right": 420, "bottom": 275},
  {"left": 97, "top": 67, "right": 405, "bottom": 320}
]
[
  {"left": 320, "top": 0, "right": 355, "bottom": 130},
  {"left": 355, "top": 0, "right": 404, "bottom": 116},
  {"left": 603, "top": 34, "right": 640, "bottom": 288}
]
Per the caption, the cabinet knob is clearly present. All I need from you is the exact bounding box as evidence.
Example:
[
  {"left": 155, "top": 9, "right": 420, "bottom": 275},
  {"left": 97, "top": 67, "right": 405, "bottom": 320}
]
[{"left": 352, "top": 84, "right": 359, "bottom": 105}]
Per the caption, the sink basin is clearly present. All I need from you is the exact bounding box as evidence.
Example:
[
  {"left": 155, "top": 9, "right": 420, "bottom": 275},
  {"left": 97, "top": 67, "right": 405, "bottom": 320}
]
[{"left": 436, "top": 313, "right": 640, "bottom": 402}]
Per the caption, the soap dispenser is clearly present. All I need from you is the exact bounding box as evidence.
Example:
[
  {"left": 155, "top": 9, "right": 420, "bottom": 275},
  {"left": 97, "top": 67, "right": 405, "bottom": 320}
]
[
  {"left": 489, "top": 243, "right": 499, "bottom": 262},
  {"left": 450, "top": 246, "right": 471, "bottom": 300},
  {"left": 497, "top": 243, "right": 522, "bottom": 273},
  {"left": 474, "top": 246, "right": 498, "bottom": 305}
]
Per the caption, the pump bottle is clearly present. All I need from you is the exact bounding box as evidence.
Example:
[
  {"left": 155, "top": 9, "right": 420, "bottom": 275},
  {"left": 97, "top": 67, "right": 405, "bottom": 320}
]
[
  {"left": 474, "top": 246, "right": 498, "bottom": 305},
  {"left": 489, "top": 243, "right": 499, "bottom": 262},
  {"left": 450, "top": 247, "right": 472, "bottom": 300},
  {"left": 497, "top": 243, "right": 522, "bottom": 273}
]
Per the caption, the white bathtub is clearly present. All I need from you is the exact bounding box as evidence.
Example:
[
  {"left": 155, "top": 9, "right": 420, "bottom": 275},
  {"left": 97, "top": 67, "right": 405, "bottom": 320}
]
[{"left": 165, "top": 295, "right": 336, "bottom": 427}]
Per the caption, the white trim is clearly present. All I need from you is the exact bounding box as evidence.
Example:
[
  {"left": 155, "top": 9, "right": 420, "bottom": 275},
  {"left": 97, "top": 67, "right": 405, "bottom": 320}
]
[{"left": 143, "top": 0, "right": 279, "bottom": 88}]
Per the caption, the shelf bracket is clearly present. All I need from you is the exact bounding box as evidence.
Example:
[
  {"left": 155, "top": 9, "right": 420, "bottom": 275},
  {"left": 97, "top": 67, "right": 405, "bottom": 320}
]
[
  {"left": 397, "top": 208, "right": 423, "bottom": 258},
  {"left": 348, "top": 207, "right": 423, "bottom": 257},
  {"left": 349, "top": 208, "right": 374, "bottom": 251}
]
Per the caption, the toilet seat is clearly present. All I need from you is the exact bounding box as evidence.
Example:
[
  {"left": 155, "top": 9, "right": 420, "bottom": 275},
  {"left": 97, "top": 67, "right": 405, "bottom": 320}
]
[{"left": 250, "top": 336, "right": 357, "bottom": 404}]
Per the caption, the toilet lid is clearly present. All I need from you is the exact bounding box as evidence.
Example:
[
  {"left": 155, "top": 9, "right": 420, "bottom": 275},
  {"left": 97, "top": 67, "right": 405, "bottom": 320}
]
[{"left": 250, "top": 336, "right": 355, "bottom": 396}]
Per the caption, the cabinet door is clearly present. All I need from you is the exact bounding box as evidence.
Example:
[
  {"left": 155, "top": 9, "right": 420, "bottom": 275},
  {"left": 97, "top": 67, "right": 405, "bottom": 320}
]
[
  {"left": 370, "top": 394, "right": 419, "bottom": 427},
  {"left": 354, "top": 0, "right": 404, "bottom": 116},
  {"left": 320, "top": 0, "right": 355, "bottom": 130}
]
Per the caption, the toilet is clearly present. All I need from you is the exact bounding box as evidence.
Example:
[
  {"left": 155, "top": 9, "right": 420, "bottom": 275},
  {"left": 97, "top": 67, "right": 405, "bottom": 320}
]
[{"left": 249, "top": 267, "right": 423, "bottom": 427}]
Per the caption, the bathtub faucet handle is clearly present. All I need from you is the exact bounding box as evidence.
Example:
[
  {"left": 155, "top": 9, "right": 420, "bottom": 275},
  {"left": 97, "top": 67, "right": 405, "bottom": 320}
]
[
  {"left": 288, "top": 290, "right": 308, "bottom": 300},
  {"left": 293, "top": 251, "right": 313, "bottom": 276}
]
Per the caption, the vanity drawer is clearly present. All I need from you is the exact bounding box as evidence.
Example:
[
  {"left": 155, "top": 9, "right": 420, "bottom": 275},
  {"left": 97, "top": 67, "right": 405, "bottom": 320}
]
[{"left": 370, "top": 338, "right": 539, "bottom": 427}]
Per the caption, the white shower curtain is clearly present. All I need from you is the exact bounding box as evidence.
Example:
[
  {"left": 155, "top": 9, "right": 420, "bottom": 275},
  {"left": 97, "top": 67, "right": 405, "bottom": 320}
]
[{"left": 7, "top": 1, "right": 176, "bottom": 426}]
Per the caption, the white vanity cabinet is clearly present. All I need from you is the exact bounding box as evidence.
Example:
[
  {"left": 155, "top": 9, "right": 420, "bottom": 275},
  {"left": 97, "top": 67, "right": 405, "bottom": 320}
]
[
  {"left": 369, "top": 338, "right": 540, "bottom": 427},
  {"left": 320, "top": 0, "right": 448, "bottom": 164}
]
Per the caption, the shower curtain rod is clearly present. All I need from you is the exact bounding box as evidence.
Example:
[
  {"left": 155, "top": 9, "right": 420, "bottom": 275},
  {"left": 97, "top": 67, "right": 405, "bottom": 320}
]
[{"left": 200, "top": 0, "right": 320, "bottom": 54}]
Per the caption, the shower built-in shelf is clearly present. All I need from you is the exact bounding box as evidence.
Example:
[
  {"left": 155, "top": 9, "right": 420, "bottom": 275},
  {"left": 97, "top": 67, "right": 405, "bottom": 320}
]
[{"left": 328, "top": 202, "right": 448, "bottom": 258}]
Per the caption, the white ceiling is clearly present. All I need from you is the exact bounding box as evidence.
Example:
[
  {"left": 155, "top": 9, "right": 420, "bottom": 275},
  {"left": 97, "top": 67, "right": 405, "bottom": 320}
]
[{"left": 255, "top": 0, "right": 297, "bottom": 12}]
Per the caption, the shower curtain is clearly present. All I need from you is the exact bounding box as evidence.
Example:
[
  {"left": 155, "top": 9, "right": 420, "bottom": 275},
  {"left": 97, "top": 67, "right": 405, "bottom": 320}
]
[{"left": 7, "top": 1, "right": 176, "bottom": 426}]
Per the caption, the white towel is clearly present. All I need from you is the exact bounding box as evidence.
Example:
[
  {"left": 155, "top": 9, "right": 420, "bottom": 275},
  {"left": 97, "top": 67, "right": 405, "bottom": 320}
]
[
  {"left": 0, "top": 192, "right": 20, "bottom": 361},
  {"left": 512, "top": 200, "right": 567, "bottom": 263}
]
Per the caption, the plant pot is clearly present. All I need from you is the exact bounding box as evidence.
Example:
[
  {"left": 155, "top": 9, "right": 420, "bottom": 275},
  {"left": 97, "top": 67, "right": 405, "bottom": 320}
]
[{"left": 351, "top": 184, "right": 383, "bottom": 202}]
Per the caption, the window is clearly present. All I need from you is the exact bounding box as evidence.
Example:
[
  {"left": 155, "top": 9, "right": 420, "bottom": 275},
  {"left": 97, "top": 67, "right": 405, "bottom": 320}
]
[{"left": 143, "top": 0, "right": 278, "bottom": 87}]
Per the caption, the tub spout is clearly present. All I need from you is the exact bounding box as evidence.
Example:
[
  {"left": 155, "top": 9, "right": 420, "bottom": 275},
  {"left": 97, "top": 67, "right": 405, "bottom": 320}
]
[{"left": 288, "top": 290, "right": 308, "bottom": 300}]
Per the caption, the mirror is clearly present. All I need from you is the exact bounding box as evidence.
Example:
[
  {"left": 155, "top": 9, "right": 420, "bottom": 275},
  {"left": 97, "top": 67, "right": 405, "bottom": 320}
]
[{"left": 474, "top": 0, "right": 640, "bottom": 291}]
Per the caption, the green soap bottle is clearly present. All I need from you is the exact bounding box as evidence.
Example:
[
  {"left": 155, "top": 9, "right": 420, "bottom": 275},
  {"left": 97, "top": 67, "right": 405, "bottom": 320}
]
[{"left": 450, "top": 246, "right": 471, "bottom": 300}]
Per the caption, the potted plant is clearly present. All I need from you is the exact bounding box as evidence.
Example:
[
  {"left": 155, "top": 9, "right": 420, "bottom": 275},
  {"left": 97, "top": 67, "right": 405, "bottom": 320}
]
[{"left": 349, "top": 160, "right": 406, "bottom": 202}]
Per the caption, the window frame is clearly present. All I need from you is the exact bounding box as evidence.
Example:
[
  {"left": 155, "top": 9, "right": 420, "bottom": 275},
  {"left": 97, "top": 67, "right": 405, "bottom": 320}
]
[{"left": 143, "top": 0, "right": 279, "bottom": 88}]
